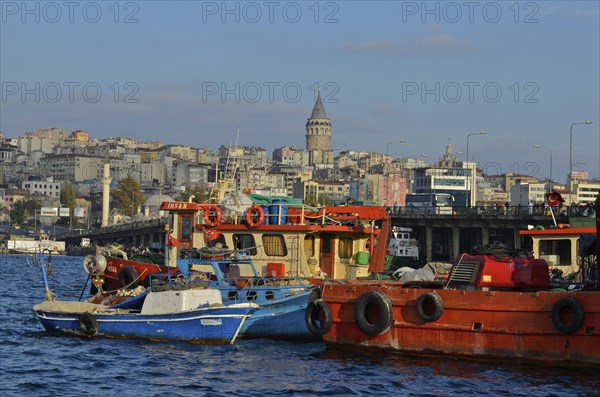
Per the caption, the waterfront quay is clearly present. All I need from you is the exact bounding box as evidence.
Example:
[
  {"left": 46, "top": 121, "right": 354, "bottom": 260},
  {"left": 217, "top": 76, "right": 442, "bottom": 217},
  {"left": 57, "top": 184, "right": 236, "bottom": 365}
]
[{"left": 57, "top": 204, "right": 593, "bottom": 261}]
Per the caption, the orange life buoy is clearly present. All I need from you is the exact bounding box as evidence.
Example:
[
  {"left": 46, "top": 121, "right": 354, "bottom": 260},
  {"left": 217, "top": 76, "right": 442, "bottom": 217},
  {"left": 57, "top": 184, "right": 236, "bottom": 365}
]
[
  {"left": 204, "top": 206, "right": 222, "bottom": 227},
  {"left": 53, "top": 245, "right": 58, "bottom": 252},
  {"left": 246, "top": 205, "right": 265, "bottom": 228}
]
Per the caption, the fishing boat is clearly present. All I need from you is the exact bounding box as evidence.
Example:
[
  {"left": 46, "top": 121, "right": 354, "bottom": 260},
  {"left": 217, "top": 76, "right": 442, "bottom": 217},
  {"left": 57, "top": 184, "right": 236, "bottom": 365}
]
[
  {"left": 84, "top": 249, "right": 317, "bottom": 338},
  {"left": 33, "top": 254, "right": 256, "bottom": 344},
  {"left": 305, "top": 199, "right": 600, "bottom": 366},
  {"left": 82, "top": 198, "right": 392, "bottom": 339}
]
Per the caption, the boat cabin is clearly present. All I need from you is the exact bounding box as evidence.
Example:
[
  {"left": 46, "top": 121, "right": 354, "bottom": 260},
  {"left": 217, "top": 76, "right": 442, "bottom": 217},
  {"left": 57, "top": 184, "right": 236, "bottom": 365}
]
[
  {"left": 520, "top": 226, "right": 596, "bottom": 277},
  {"left": 160, "top": 201, "right": 390, "bottom": 279}
]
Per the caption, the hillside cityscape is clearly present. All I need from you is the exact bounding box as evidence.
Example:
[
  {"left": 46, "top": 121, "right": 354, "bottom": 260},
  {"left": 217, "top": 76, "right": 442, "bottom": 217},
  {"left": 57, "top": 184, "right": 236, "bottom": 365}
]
[{"left": 1, "top": 93, "right": 598, "bottom": 230}]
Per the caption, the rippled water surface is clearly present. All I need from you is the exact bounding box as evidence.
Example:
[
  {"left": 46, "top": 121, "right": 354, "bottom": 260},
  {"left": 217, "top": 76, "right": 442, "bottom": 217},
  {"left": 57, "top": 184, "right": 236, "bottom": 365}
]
[{"left": 1, "top": 255, "right": 599, "bottom": 397}]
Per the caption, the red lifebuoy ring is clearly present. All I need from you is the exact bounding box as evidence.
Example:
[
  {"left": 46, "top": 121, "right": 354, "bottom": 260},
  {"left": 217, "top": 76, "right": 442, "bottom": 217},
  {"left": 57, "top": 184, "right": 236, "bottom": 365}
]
[
  {"left": 246, "top": 205, "right": 265, "bottom": 228},
  {"left": 204, "top": 206, "right": 222, "bottom": 227}
]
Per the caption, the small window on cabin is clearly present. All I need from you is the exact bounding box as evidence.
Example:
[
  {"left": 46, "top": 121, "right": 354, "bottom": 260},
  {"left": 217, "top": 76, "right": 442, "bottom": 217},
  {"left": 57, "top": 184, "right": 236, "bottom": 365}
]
[
  {"left": 233, "top": 234, "right": 257, "bottom": 256},
  {"left": 539, "top": 239, "right": 572, "bottom": 266},
  {"left": 181, "top": 217, "right": 192, "bottom": 242},
  {"left": 262, "top": 234, "right": 288, "bottom": 256},
  {"left": 338, "top": 237, "right": 353, "bottom": 262},
  {"left": 304, "top": 235, "right": 315, "bottom": 258}
]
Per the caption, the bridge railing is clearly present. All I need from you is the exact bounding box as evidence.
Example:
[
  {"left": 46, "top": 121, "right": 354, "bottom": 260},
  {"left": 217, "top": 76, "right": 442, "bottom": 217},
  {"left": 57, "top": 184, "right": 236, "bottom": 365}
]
[
  {"left": 385, "top": 205, "right": 595, "bottom": 218},
  {"left": 56, "top": 217, "right": 167, "bottom": 240}
]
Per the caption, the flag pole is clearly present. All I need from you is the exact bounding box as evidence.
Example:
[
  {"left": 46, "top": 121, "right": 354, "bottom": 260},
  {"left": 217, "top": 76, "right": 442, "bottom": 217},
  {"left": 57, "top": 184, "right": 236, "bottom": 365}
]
[
  {"left": 549, "top": 205, "right": 557, "bottom": 226},
  {"left": 164, "top": 224, "right": 171, "bottom": 286}
]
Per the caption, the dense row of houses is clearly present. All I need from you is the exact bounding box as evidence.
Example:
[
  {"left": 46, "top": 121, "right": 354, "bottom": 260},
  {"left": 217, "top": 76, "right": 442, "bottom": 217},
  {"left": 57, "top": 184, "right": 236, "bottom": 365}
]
[{"left": 1, "top": 95, "right": 599, "bottom": 226}]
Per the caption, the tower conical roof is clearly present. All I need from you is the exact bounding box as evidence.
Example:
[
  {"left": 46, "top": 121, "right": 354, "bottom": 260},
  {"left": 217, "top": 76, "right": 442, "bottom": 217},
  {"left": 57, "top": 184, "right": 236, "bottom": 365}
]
[{"left": 310, "top": 91, "right": 328, "bottom": 119}]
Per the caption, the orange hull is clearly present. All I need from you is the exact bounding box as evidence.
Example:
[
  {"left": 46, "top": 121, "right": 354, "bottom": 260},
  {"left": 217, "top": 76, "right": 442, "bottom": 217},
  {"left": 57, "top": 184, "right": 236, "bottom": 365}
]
[{"left": 320, "top": 281, "right": 600, "bottom": 366}]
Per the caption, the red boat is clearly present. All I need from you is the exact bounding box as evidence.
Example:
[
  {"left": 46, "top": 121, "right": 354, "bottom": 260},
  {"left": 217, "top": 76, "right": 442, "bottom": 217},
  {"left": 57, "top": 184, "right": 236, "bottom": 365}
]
[
  {"left": 88, "top": 249, "right": 173, "bottom": 293},
  {"left": 306, "top": 197, "right": 600, "bottom": 366}
]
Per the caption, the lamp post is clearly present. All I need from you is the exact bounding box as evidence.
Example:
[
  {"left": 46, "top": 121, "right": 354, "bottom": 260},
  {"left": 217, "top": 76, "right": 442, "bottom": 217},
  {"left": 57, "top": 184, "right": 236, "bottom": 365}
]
[
  {"left": 569, "top": 121, "right": 593, "bottom": 204},
  {"left": 533, "top": 145, "right": 553, "bottom": 183},
  {"left": 386, "top": 139, "right": 406, "bottom": 156},
  {"left": 465, "top": 131, "right": 487, "bottom": 207}
]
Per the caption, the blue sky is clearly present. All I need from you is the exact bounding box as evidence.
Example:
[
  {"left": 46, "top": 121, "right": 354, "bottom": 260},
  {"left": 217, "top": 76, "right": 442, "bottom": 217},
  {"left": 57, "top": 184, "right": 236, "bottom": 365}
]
[{"left": 1, "top": 0, "right": 599, "bottom": 181}]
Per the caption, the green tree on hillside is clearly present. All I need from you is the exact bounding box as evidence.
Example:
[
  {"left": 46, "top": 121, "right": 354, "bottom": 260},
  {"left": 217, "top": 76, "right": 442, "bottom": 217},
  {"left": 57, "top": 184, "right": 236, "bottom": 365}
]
[
  {"left": 112, "top": 177, "right": 145, "bottom": 217},
  {"left": 11, "top": 197, "right": 42, "bottom": 226},
  {"left": 60, "top": 183, "right": 77, "bottom": 209}
]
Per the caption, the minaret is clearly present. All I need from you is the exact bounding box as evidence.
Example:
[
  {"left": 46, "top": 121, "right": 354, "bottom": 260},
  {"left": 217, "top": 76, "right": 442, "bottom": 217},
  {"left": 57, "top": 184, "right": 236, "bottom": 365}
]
[
  {"left": 101, "top": 144, "right": 112, "bottom": 227},
  {"left": 305, "top": 86, "right": 333, "bottom": 165}
]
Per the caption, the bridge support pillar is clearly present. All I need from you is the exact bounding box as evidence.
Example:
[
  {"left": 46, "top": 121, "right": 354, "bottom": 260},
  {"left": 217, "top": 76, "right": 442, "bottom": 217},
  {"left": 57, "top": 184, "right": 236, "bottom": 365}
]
[
  {"left": 482, "top": 227, "right": 489, "bottom": 246},
  {"left": 452, "top": 226, "right": 460, "bottom": 259},
  {"left": 513, "top": 226, "right": 521, "bottom": 249},
  {"left": 425, "top": 224, "right": 433, "bottom": 261}
]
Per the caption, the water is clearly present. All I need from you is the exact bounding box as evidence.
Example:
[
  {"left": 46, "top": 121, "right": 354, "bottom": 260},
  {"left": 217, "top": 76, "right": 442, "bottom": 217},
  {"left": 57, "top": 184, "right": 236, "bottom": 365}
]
[{"left": 1, "top": 255, "right": 598, "bottom": 397}]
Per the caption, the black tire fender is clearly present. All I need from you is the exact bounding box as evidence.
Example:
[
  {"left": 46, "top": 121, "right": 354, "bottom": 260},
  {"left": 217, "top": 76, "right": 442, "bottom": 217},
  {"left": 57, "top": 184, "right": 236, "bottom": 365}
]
[
  {"left": 79, "top": 312, "right": 98, "bottom": 336},
  {"left": 551, "top": 297, "right": 584, "bottom": 333},
  {"left": 119, "top": 266, "right": 139, "bottom": 289},
  {"left": 415, "top": 292, "right": 444, "bottom": 323},
  {"left": 305, "top": 299, "right": 333, "bottom": 336},
  {"left": 355, "top": 290, "right": 394, "bottom": 336}
]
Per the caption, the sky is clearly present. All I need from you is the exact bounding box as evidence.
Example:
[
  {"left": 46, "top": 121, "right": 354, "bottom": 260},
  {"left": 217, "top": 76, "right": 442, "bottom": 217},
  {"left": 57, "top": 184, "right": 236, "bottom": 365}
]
[{"left": 1, "top": 0, "right": 599, "bottom": 182}]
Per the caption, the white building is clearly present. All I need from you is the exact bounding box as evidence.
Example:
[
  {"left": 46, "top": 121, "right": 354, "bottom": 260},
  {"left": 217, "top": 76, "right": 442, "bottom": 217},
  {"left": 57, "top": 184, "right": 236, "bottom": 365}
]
[{"left": 21, "top": 179, "right": 61, "bottom": 198}]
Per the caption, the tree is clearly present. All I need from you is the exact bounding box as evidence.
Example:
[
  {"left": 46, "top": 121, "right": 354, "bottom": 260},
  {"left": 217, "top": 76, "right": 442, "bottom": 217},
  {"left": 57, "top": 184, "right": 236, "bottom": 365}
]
[
  {"left": 112, "top": 177, "right": 145, "bottom": 217},
  {"left": 11, "top": 197, "right": 42, "bottom": 226},
  {"left": 60, "top": 183, "right": 76, "bottom": 209}
]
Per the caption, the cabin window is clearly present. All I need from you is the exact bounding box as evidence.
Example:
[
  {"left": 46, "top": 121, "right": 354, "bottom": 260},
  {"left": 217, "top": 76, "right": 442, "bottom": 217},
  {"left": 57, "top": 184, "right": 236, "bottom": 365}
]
[
  {"left": 262, "top": 234, "right": 287, "bottom": 256},
  {"left": 321, "top": 236, "right": 332, "bottom": 254},
  {"left": 233, "top": 234, "right": 257, "bottom": 256},
  {"left": 181, "top": 215, "right": 192, "bottom": 242},
  {"left": 304, "top": 235, "right": 315, "bottom": 258},
  {"left": 539, "top": 239, "right": 572, "bottom": 266},
  {"left": 338, "top": 237, "right": 353, "bottom": 262}
]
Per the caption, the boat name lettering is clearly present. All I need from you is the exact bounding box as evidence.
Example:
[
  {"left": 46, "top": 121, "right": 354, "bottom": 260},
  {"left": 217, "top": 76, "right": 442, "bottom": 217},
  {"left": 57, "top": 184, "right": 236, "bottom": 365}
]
[
  {"left": 107, "top": 265, "right": 117, "bottom": 273},
  {"left": 163, "top": 202, "right": 195, "bottom": 210},
  {"left": 200, "top": 319, "right": 223, "bottom": 326}
]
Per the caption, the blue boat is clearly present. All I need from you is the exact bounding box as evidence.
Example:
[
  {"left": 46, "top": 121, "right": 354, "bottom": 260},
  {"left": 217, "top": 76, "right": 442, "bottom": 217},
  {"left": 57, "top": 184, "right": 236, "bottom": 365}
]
[
  {"left": 169, "top": 253, "right": 317, "bottom": 339},
  {"left": 33, "top": 255, "right": 255, "bottom": 344}
]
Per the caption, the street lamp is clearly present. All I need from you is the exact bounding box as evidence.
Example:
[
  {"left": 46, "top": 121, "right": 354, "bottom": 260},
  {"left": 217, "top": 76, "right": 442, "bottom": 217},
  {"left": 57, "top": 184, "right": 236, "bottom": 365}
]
[
  {"left": 569, "top": 121, "right": 593, "bottom": 203},
  {"left": 533, "top": 145, "right": 553, "bottom": 183},
  {"left": 465, "top": 131, "right": 487, "bottom": 207},
  {"left": 386, "top": 139, "right": 406, "bottom": 155}
]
